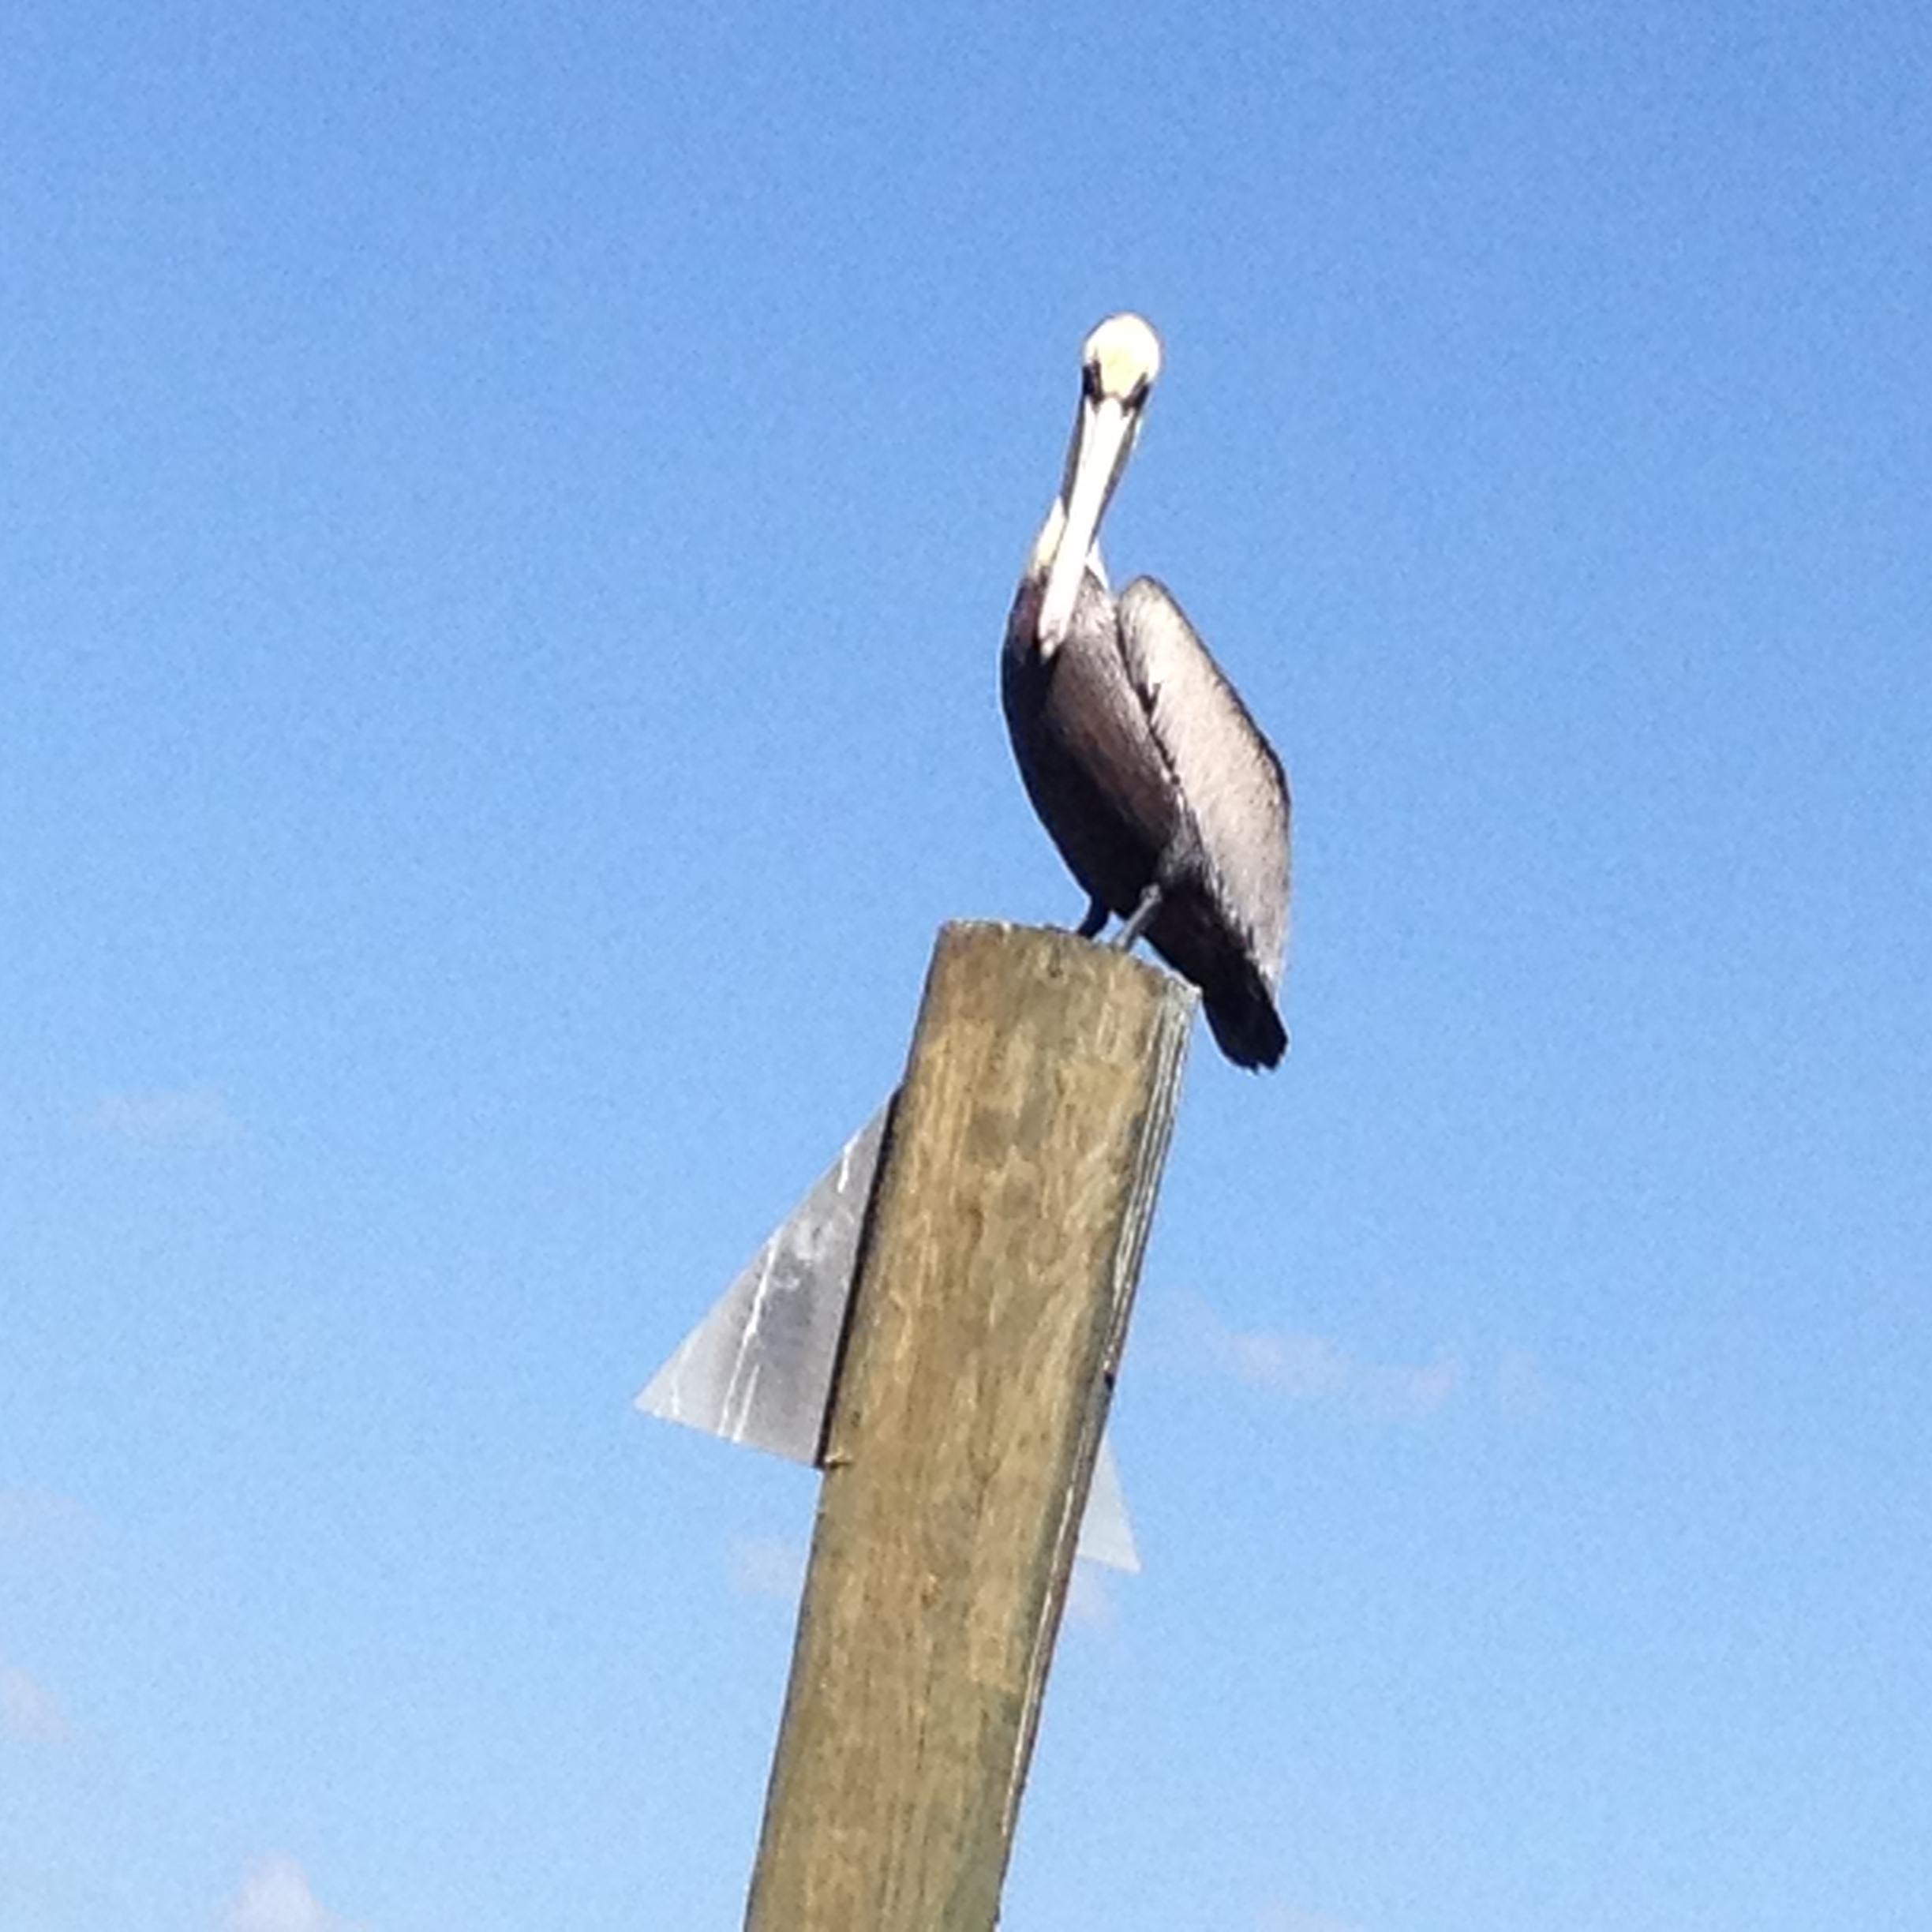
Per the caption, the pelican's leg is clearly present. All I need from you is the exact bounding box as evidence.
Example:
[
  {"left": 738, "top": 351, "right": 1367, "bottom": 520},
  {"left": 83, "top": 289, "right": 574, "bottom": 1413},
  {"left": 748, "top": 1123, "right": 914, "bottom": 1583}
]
[
  {"left": 1112, "top": 882, "right": 1163, "bottom": 952},
  {"left": 1076, "top": 895, "right": 1110, "bottom": 940}
]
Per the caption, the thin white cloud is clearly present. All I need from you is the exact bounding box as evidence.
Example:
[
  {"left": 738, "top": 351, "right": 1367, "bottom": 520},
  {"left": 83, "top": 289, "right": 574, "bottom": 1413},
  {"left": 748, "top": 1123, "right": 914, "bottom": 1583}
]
[
  {"left": 1495, "top": 1346, "right": 1553, "bottom": 1420},
  {"left": 728, "top": 1534, "right": 807, "bottom": 1601},
  {"left": 1192, "top": 1303, "right": 1462, "bottom": 1423},
  {"left": 90, "top": 1085, "right": 238, "bottom": 1148},
  {"left": 0, "top": 1664, "right": 69, "bottom": 1745},
  {"left": 0, "top": 1487, "right": 93, "bottom": 1568},
  {"left": 222, "top": 1855, "right": 365, "bottom": 1932},
  {"left": 1349, "top": 1350, "right": 1464, "bottom": 1423},
  {"left": 1260, "top": 1908, "right": 1367, "bottom": 1932}
]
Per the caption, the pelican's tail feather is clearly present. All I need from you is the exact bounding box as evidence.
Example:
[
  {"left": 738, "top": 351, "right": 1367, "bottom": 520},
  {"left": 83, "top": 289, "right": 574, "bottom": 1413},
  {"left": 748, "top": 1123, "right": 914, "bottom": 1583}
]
[{"left": 1201, "top": 964, "right": 1287, "bottom": 1071}]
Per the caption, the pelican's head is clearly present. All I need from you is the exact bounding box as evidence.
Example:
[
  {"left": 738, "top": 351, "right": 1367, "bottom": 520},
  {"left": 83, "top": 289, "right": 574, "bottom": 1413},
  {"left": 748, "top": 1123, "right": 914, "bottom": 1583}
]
[
  {"left": 1082, "top": 311, "right": 1163, "bottom": 406},
  {"left": 1033, "top": 312, "right": 1163, "bottom": 655}
]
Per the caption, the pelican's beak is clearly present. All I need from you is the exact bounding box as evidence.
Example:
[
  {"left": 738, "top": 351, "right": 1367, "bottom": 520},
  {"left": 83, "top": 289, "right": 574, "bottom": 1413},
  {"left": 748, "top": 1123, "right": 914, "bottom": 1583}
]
[{"left": 1036, "top": 389, "right": 1140, "bottom": 654}]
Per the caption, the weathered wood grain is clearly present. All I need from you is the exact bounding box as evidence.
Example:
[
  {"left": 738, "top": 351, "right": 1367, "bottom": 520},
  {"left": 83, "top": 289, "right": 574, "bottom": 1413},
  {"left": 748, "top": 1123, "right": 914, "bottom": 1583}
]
[{"left": 744, "top": 920, "right": 1193, "bottom": 1931}]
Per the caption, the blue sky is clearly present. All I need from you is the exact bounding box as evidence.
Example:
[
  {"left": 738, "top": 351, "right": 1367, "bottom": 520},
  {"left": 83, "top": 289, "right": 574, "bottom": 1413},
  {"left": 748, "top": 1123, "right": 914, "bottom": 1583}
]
[{"left": 3, "top": 1, "right": 1928, "bottom": 1926}]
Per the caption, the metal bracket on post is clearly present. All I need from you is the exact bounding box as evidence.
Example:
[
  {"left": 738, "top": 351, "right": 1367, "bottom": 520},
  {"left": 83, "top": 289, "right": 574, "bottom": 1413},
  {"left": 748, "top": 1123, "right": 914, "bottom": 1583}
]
[{"left": 636, "top": 1095, "right": 1141, "bottom": 1573}]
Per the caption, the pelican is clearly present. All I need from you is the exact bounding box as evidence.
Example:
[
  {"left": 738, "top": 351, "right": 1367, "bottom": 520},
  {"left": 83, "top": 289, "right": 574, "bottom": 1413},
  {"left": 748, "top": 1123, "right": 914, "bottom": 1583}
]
[{"left": 1002, "top": 313, "right": 1292, "bottom": 1069}]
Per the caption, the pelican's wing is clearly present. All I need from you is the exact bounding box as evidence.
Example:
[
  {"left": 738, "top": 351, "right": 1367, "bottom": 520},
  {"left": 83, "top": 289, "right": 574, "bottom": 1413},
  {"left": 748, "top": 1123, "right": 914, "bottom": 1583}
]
[{"left": 1116, "top": 577, "right": 1290, "bottom": 986}]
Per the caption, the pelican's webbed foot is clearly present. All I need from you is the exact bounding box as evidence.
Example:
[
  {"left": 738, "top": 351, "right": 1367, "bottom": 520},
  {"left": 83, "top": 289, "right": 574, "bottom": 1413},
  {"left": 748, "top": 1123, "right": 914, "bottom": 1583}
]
[{"left": 1076, "top": 895, "right": 1109, "bottom": 940}]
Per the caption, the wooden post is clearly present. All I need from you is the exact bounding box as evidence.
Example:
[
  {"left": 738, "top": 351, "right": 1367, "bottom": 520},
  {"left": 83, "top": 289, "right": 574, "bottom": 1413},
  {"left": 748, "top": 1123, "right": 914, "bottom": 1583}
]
[{"left": 743, "top": 920, "right": 1194, "bottom": 1931}]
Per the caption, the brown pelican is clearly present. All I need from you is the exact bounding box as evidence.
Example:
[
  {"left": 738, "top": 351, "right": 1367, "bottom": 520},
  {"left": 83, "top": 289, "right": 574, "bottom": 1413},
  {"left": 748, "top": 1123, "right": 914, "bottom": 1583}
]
[{"left": 1002, "top": 313, "right": 1292, "bottom": 1069}]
